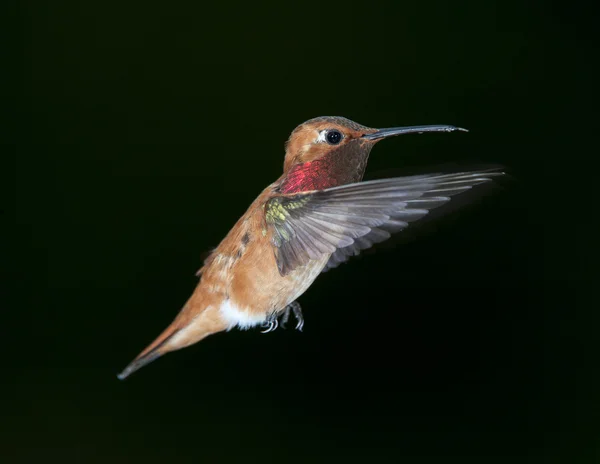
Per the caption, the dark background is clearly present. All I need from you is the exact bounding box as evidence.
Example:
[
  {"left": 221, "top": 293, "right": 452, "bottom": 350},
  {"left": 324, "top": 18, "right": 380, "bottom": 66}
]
[{"left": 6, "top": 0, "right": 597, "bottom": 462}]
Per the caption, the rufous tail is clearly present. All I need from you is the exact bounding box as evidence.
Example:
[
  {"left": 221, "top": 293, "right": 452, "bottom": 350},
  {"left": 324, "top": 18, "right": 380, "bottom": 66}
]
[
  {"left": 117, "top": 320, "right": 182, "bottom": 380},
  {"left": 117, "top": 289, "right": 228, "bottom": 380}
]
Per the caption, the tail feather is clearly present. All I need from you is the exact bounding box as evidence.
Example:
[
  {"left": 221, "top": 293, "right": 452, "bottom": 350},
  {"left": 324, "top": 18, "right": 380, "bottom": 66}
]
[
  {"left": 117, "top": 323, "right": 181, "bottom": 380},
  {"left": 117, "top": 291, "right": 228, "bottom": 380},
  {"left": 117, "top": 350, "right": 163, "bottom": 381}
]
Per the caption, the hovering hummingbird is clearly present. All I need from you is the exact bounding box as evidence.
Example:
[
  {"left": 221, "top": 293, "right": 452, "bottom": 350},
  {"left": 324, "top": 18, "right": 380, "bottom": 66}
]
[{"left": 118, "top": 116, "right": 503, "bottom": 380}]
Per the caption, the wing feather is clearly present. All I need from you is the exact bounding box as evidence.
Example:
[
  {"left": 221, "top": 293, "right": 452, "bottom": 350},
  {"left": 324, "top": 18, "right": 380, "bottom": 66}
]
[{"left": 265, "top": 169, "right": 503, "bottom": 275}]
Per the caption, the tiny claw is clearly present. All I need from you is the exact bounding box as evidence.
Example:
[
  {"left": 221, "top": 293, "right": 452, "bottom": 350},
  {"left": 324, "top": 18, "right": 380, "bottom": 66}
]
[
  {"left": 261, "top": 313, "right": 278, "bottom": 333},
  {"left": 290, "top": 302, "right": 304, "bottom": 332},
  {"left": 261, "top": 322, "right": 273, "bottom": 333},
  {"left": 259, "top": 303, "right": 304, "bottom": 334}
]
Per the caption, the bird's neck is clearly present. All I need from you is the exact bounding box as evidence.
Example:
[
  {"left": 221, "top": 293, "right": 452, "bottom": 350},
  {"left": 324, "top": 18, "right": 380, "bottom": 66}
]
[{"left": 279, "top": 144, "right": 372, "bottom": 194}]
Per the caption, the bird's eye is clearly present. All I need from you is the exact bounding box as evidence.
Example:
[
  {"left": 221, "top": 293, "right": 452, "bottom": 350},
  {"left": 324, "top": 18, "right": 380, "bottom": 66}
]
[{"left": 325, "top": 129, "right": 343, "bottom": 145}]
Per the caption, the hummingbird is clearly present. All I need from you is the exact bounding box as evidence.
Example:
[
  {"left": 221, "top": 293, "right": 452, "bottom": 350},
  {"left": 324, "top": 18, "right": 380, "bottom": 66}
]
[{"left": 117, "top": 116, "right": 503, "bottom": 380}]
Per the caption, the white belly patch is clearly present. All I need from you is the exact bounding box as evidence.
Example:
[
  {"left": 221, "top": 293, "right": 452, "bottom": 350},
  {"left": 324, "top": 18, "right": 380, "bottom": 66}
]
[{"left": 220, "top": 299, "right": 266, "bottom": 330}]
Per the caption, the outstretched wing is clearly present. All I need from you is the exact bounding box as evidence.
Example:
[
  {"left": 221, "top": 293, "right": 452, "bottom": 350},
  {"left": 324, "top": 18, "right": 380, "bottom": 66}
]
[{"left": 265, "top": 170, "right": 503, "bottom": 276}]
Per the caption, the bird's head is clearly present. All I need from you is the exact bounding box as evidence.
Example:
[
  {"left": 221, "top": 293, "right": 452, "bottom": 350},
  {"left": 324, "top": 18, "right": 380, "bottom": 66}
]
[{"left": 279, "top": 116, "right": 466, "bottom": 194}]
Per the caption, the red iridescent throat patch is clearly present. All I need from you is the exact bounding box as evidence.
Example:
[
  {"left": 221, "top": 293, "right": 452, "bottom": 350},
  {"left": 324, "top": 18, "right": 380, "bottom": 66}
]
[{"left": 279, "top": 159, "right": 341, "bottom": 194}]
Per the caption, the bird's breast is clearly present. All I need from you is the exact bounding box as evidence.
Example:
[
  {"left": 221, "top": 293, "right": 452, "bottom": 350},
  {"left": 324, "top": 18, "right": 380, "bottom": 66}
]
[
  {"left": 227, "top": 235, "right": 330, "bottom": 317},
  {"left": 198, "top": 184, "right": 331, "bottom": 330}
]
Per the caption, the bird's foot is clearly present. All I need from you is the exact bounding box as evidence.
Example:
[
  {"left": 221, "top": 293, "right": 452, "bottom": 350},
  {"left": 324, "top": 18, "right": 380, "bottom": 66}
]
[
  {"left": 261, "top": 311, "right": 279, "bottom": 333},
  {"left": 261, "top": 301, "right": 304, "bottom": 334},
  {"left": 280, "top": 301, "right": 304, "bottom": 332}
]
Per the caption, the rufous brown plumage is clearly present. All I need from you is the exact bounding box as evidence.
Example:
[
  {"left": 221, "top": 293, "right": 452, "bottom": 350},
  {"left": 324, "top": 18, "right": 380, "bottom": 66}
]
[{"left": 118, "top": 116, "right": 503, "bottom": 380}]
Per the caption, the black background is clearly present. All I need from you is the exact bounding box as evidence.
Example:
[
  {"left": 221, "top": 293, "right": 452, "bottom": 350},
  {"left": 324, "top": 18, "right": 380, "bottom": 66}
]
[{"left": 7, "top": 0, "right": 598, "bottom": 462}]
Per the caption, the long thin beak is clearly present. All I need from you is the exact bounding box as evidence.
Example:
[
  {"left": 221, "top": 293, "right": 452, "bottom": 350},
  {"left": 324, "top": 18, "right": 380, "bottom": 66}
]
[{"left": 362, "top": 125, "right": 467, "bottom": 141}]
